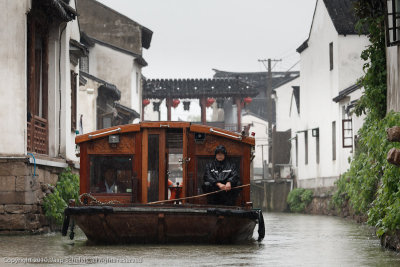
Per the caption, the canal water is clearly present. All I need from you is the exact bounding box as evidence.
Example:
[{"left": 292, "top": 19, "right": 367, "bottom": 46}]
[{"left": 1, "top": 213, "right": 400, "bottom": 266}]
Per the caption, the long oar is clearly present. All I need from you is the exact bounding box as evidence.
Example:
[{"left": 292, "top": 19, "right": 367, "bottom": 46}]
[{"left": 147, "top": 184, "right": 250, "bottom": 204}]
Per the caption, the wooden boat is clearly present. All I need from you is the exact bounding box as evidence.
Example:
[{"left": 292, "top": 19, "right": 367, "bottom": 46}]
[{"left": 62, "top": 122, "right": 264, "bottom": 244}]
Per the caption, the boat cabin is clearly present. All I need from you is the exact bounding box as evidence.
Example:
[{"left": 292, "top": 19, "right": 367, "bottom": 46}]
[{"left": 76, "top": 122, "right": 255, "bottom": 206}]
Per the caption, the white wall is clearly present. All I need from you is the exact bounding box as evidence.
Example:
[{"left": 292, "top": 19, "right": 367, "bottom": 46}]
[
  {"left": 88, "top": 43, "right": 142, "bottom": 112},
  {"left": 338, "top": 35, "right": 370, "bottom": 92},
  {"left": 275, "top": 77, "right": 299, "bottom": 132},
  {"left": 0, "top": 0, "right": 30, "bottom": 156},
  {"left": 293, "top": 0, "right": 368, "bottom": 189},
  {"left": 78, "top": 79, "right": 98, "bottom": 134},
  {"left": 242, "top": 114, "right": 269, "bottom": 171},
  {"left": 64, "top": 1, "right": 81, "bottom": 162}
]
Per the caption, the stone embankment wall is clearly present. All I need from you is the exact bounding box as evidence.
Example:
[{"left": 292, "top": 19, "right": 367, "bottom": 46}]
[{"left": 0, "top": 159, "right": 63, "bottom": 233}]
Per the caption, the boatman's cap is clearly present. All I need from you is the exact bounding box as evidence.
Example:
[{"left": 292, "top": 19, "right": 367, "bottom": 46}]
[{"left": 215, "top": 145, "right": 227, "bottom": 155}]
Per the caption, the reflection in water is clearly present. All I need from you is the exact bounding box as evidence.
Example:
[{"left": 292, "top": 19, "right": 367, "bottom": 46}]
[{"left": 0, "top": 213, "right": 399, "bottom": 266}]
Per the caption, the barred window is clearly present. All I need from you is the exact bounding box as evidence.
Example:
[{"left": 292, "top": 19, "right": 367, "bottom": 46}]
[{"left": 386, "top": 0, "right": 400, "bottom": 46}]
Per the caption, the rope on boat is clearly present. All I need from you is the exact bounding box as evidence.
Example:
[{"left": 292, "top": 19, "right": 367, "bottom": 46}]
[
  {"left": 79, "top": 193, "right": 121, "bottom": 205},
  {"left": 147, "top": 184, "right": 250, "bottom": 204}
]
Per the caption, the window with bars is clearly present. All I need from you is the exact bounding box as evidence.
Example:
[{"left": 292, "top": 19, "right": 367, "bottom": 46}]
[
  {"left": 342, "top": 119, "right": 353, "bottom": 148},
  {"left": 386, "top": 0, "right": 400, "bottom": 46}
]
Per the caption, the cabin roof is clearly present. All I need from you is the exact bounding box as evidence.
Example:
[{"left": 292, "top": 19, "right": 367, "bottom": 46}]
[{"left": 75, "top": 122, "right": 255, "bottom": 145}]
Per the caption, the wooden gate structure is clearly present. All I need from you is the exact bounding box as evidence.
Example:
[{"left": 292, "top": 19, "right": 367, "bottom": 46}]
[{"left": 142, "top": 78, "right": 258, "bottom": 132}]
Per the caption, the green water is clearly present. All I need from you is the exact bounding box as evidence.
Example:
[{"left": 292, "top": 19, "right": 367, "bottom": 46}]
[{"left": 1, "top": 213, "right": 399, "bottom": 266}]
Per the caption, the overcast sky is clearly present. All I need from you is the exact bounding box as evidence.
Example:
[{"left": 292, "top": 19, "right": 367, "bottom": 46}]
[{"left": 97, "top": 0, "right": 316, "bottom": 79}]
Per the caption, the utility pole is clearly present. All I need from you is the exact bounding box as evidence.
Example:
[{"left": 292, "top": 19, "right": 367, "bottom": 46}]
[{"left": 258, "top": 58, "right": 281, "bottom": 181}]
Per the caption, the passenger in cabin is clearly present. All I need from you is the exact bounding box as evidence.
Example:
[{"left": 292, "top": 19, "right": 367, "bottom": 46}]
[
  {"left": 103, "top": 169, "right": 117, "bottom": 193},
  {"left": 98, "top": 168, "right": 126, "bottom": 193},
  {"left": 202, "top": 145, "right": 241, "bottom": 206}
]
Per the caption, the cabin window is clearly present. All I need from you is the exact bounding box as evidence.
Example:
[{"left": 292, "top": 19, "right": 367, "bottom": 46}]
[
  {"left": 167, "top": 131, "right": 183, "bottom": 199},
  {"left": 386, "top": 0, "right": 400, "bottom": 46},
  {"left": 89, "top": 155, "right": 134, "bottom": 194},
  {"left": 148, "top": 134, "right": 159, "bottom": 202}
]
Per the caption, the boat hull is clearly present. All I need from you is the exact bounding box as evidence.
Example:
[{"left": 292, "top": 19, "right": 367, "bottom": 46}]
[{"left": 64, "top": 205, "right": 260, "bottom": 244}]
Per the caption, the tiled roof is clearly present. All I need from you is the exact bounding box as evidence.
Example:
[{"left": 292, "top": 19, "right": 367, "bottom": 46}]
[
  {"left": 323, "top": 0, "right": 362, "bottom": 35},
  {"left": 143, "top": 78, "right": 258, "bottom": 99},
  {"left": 80, "top": 71, "right": 121, "bottom": 100},
  {"left": 332, "top": 83, "right": 361, "bottom": 102},
  {"left": 297, "top": 0, "right": 366, "bottom": 54},
  {"left": 213, "top": 69, "right": 299, "bottom": 121}
]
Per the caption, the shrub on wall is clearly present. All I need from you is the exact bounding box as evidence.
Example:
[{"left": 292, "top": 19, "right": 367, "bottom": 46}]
[
  {"left": 287, "top": 188, "right": 313, "bottom": 213},
  {"left": 42, "top": 168, "right": 80, "bottom": 225}
]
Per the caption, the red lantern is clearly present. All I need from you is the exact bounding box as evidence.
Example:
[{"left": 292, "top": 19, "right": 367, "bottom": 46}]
[
  {"left": 172, "top": 99, "right": 180, "bottom": 108},
  {"left": 244, "top": 97, "right": 252, "bottom": 104},
  {"left": 142, "top": 99, "right": 150, "bottom": 106},
  {"left": 207, "top": 98, "right": 215, "bottom": 106}
]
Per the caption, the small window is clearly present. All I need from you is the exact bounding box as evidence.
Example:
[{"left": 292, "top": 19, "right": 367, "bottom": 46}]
[
  {"left": 332, "top": 121, "right": 336, "bottom": 160},
  {"left": 305, "top": 131, "right": 308, "bottom": 165},
  {"left": 386, "top": 0, "right": 400, "bottom": 46},
  {"left": 342, "top": 119, "right": 353, "bottom": 148},
  {"left": 89, "top": 155, "right": 134, "bottom": 194},
  {"left": 312, "top": 128, "right": 320, "bottom": 164},
  {"left": 295, "top": 135, "right": 298, "bottom": 167},
  {"left": 136, "top": 72, "right": 139, "bottom": 94},
  {"left": 329, "top": 42, "right": 333, "bottom": 70},
  {"left": 71, "top": 71, "right": 77, "bottom": 132}
]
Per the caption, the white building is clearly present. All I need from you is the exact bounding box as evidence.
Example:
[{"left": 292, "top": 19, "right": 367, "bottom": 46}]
[
  {"left": 0, "top": 0, "right": 84, "bottom": 231},
  {"left": 290, "top": 0, "right": 369, "bottom": 190},
  {"left": 76, "top": 0, "right": 152, "bottom": 131},
  {"left": 242, "top": 112, "right": 269, "bottom": 180}
]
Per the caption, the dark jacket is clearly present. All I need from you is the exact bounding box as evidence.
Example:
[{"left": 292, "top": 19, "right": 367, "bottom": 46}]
[{"left": 203, "top": 159, "right": 240, "bottom": 187}]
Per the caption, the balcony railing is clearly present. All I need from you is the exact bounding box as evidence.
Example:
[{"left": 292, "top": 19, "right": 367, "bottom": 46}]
[{"left": 27, "top": 115, "right": 48, "bottom": 155}]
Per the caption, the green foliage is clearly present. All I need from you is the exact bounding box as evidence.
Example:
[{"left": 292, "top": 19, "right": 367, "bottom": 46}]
[
  {"left": 332, "top": 113, "right": 400, "bottom": 217},
  {"left": 287, "top": 188, "right": 313, "bottom": 213},
  {"left": 332, "top": 1, "right": 400, "bottom": 237},
  {"left": 42, "top": 168, "right": 79, "bottom": 225},
  {"left": 353, "top": 14, "right": 387, "bottom": 120}
]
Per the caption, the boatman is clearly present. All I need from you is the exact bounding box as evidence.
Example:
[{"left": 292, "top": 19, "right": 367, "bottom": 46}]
[{"left": 202, "top": 145, "right": 241, "bottom": 206}]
